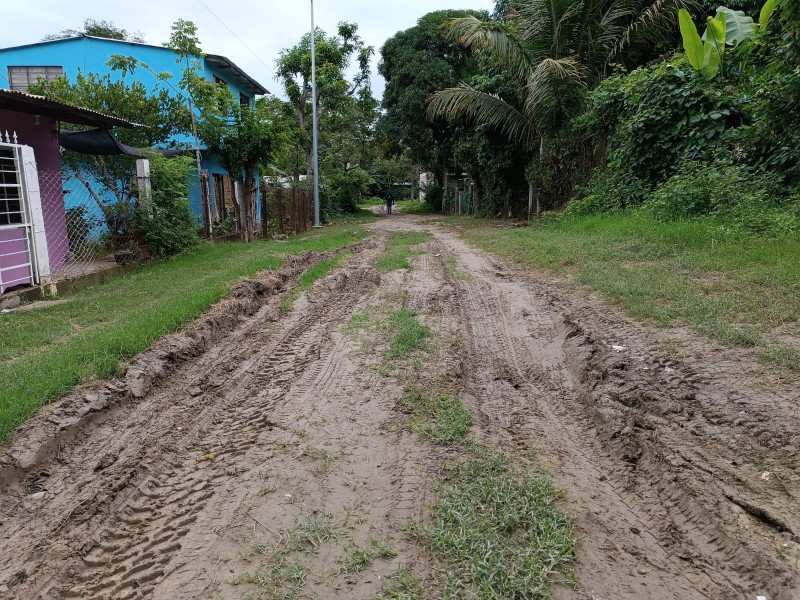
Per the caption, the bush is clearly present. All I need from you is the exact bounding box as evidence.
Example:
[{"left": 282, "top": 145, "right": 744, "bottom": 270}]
[
  {"left": 646, "top": 160, "right": 798, "bottom": 236},
  {"left": 139, "top": 155, "right": 199, "bottom": 259}
]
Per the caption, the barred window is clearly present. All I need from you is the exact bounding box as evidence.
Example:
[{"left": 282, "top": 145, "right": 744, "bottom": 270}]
[
  {"left": 8, "top": 66, "right": 64, "bottom": 93},
  {"left": 0, "top": 148, "right": 23, "bottom": 225}
]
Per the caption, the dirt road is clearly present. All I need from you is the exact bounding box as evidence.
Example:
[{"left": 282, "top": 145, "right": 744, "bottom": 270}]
[{"left": 1, "top": 216, "right": 798, "bottom": 599}]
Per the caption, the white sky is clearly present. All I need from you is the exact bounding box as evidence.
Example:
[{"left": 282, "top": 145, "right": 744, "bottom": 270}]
[{"left": 3, "top": 0, "right": 494, "bottom": 99}]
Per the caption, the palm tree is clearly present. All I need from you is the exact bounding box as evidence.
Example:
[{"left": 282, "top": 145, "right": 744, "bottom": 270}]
[{"left": 427, "top": 0, "right": 693, "bottom": 213}]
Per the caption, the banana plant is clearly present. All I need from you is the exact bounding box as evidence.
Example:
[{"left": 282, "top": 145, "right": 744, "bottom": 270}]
[
  {"left": 679, "top": 8, "right": 727, "bottom": 79},
  {"left": 679, "top": 0, "right": 782, "bottom": 80}
]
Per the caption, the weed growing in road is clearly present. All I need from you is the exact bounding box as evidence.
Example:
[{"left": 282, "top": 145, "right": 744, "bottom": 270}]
[
  {"left": 305, "top": 447, "right": 348, "bottom": 471},
  {"left": 444, "top": 256, "right": 472, "bottom": 281},
  {"left": 370, "top": 536, "right": 398, "bottom": 558},
  {"left": 418, "top": 448, "right": 575, "bottom": 599},
  {"left": 396, "top": 390, "right": 472, "bottom": 446},
  {"left": 335, "top": 546, "right": 374, "bottom": 576},
  {"left": 387, "top": 310, "right": 430, "bottom": 358},
  {"left": 280, "top": 252, "right": 351, "bottom": 312},
  {"left": 377, "top": 567, "right": 424, "bottom": 600},
  {"left": 377, "top": 231, "right": 434, "bottom": 272},
  {"left": 758, "top": 344, "right": 800, "bottom": 372},
  {"left": 343, "top": 312, "right": 372, "bottom": 335}
]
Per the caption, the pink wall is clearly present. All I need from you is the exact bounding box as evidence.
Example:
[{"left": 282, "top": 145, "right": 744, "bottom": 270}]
[{"left": 0, "top": 109, "right": 68, "bottom": 273}]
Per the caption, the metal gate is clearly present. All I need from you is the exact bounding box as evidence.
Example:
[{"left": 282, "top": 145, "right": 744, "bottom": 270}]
[{"left": 0, "top": 142, "right": 49, "bottom": 293}]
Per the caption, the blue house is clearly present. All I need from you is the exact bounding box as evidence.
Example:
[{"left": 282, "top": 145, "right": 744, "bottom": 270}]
[{"left": 0, "top": 35, "right": 269, "bottom": 232}]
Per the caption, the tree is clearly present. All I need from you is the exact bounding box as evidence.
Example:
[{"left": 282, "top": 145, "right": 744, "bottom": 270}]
[
  {"left": 379, "top": 10, "right": 486, "bottom": 177},
  {"left": 199, "top": 96, "right": 286, "bottom": 241},
  {"left": 30, "top": 72, "right": 191, "bottom": 237},
  {"left": 427, "top": 0, "right": 694, "bottom": 213},
  {"left": 42, "top": 19, "right": 145, "bottom": 43},
  {"left": 275, "top": 23, "right": 374, "bottom": 196}
]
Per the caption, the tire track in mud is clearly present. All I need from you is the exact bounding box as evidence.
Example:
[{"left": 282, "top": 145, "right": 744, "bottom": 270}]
[
  {"left": 0, "top": 242, "right": 384, "bottom": 599},
  {"left": 2, "top": 218, "right": 798, "bottom": 600},
  {"left": 419, "top": 221, "right": 800, "bottom": 600}
]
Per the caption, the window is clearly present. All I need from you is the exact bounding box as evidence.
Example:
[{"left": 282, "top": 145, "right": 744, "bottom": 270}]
[
  {"left": 8, "top": 66, "right": 64, "bottom": 93},
  {"left": 239, "top": 93, "right": 251, "bottom": 107},
  {"left": 0, "top": 148, "right": 23, "bottom": 225},
  {"left": 213, "top": 75, "right": 228, "bottom": 88}
]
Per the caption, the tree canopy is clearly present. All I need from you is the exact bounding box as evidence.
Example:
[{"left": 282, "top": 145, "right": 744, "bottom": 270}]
[{"left": 41, "top": 19, "right": 145, "bottom": 43}]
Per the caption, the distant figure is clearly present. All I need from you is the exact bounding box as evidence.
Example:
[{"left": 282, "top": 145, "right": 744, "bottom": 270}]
[{"left": 386, "top": 190, "right": 394, "bottom": 215}]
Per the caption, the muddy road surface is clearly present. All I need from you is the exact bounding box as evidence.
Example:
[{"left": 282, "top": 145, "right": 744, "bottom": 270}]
[{"left": 1, "top": 217, "right": 798, "bottom": 599}]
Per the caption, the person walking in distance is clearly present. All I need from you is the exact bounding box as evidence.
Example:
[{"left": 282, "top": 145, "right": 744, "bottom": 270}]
[{"left": 385, "top": 190, "right": 394, "bottom": 215}]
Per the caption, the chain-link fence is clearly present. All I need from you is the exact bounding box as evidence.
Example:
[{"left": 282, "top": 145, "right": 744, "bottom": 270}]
[{"left": 37, "top": 169, "right": 117, "bottom": 282}]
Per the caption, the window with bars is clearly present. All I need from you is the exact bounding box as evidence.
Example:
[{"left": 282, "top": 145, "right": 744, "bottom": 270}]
[
  {"left": 0, "top": 148, "right": 24, "bottom": 226},
  {"left": 8, "top": 66, "right": 64, "bottom": 92}
]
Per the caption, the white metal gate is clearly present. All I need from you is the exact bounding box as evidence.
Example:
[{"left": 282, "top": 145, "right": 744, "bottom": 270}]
[{"left": 0, "top": 142, "right": 50, "bottom": 294}]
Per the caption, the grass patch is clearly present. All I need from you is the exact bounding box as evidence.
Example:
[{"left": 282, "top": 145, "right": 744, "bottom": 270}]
[
  {"left": 396, "top": 389, "right": 472, "bottom": 446},
  {"left": 304, "top": 447, "right": 348, "bottom": 471},
  {"left": 419, "top": 449, "right": 575, "bottom": 599},
  {"left": 387, "top": 309, "right": 431, "bottom": 358},
  {"left": 0, "top": 225, "right": 368, "bottom": 442},
  {"left": 394, "top": 200, "right": 438, "bottom": 215},
  {"left": 335, "top": 547, "right": 374, "bottom": 576},
  {"left": 377, "top": 567, "right": 423, "bottom": 600},
  {"left": 377, "top": 231, "right": 434, "bottom": 273},
  {"left": 444, "top": 256, "right": 472, "bottom": 281},
  {"left": 758, "top": 344, "right": 800, "bottom": 372},
  {"left": 280, "top": 252, "right": 351, "bottom": 311},
  {"left": 459, "top": 212, "right": 800, "bottom": 358}
]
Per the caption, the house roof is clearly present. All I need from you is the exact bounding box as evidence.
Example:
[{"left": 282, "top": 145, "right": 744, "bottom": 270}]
[
  {"left": 205, "top": 54, "right": 268, "bottom": 96},
  {"left": 0, "top": 35, "right": 269, "bottom": 96},
  {"left": 0, "top": 88, "right": 135, "bottom": 128}
]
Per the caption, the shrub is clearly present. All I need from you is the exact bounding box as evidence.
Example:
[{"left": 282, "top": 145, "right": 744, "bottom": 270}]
[
  {"left": 139, "top": 154, "right": 199, "bottom": 259},
  {"left": 646, "top": 159, "right": 798, "bottom": 236}
]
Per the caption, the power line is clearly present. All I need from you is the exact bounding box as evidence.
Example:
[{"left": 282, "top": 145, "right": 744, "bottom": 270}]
[{"left": 196, "top": 0, "right": 272, "bottom": 73}]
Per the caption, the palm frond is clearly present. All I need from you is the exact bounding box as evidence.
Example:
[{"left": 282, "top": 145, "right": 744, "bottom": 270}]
[
  {"left": 607, "top": 0, "right": 693, "bottom": 61},
  {"left": 444, "top": 16, "right": 538, "bottom": 86},
  {"left": 427, "top": 85, "right": 537, "bottom": 148},
  {"left": 524, "top": 56, "right": 587, "bottom": 128}
]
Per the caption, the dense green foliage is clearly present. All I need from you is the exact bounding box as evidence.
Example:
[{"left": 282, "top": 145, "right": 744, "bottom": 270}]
[
  {"left": 140, "top": 155, "right": 199, "bottom": 258},
  {"left": 378, "top": 0, "right": 798, "bottom": 233}
]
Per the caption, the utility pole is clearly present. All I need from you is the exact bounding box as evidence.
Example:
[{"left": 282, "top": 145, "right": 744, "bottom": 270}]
[{"left": 311, "top": 0, "right": 321, "bottom": 228}]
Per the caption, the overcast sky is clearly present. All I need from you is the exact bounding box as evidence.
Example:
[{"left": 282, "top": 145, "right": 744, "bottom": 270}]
[{"left": 4, "top": 0, "right": 494, "bottom": 99}]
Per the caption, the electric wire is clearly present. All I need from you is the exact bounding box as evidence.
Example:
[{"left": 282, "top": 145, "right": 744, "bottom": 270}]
[{"left": 196, "top": 0, "right": 273, "bottom": 73}]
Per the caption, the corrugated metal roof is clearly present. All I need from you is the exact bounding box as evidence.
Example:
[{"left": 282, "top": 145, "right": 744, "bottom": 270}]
[
  {"left": 0, "top": 88, "right": 136, "bottom": 128},
  {"left": 205, "top": 54, "right": 269, "bottom": 96}
]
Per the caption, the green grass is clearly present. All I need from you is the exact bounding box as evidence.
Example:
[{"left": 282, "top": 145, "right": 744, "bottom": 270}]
[
  {"left": 387, "top": 309, "right": 431, "bottom": 358},
  {"left": 459, "top": 212, "right": 800, "bottom": 360},
  {"left": 280, "top": 252, "right": 351, "bottom": 311},
  {"left": 420, "top": 449, "right": 575, "bottom": 599},
  {"left": 377, "top": 568, "right": 423, "bottom": 600},
  {"left": 0, "top": 225, "right": 369, "bottom": 442},
  {"left": 396, "top": 389, "right": 472, "bottom": 446},
  {"left": 377, "top": 231, "right": 434, "bottom": 273},
  {"left": 394, "top": 199, "right": 437, "bottom": 215}
]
